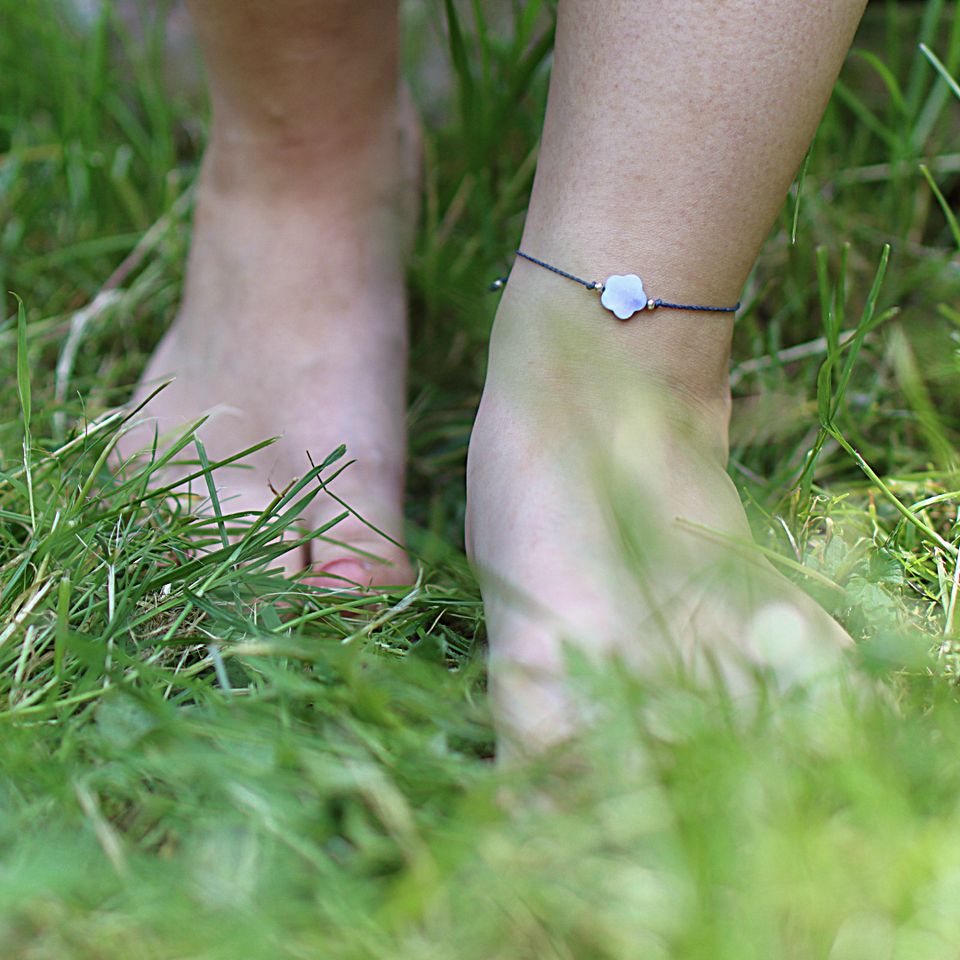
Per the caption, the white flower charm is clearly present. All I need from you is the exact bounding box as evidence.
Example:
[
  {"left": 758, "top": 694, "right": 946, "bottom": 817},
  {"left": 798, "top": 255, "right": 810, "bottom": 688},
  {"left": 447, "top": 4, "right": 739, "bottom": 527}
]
[{"left": 600, "top": 274, "right": 648, "bottom": 320}]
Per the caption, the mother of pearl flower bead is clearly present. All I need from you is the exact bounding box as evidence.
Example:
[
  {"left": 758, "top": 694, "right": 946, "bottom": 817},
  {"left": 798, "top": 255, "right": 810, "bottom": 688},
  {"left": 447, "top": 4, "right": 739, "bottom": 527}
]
[{"left": 599, "top": 274, "right": 648, "bottom": 321}]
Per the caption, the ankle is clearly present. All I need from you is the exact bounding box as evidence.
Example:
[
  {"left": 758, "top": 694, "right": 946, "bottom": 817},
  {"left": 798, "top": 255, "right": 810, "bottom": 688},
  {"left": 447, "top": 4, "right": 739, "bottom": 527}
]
[
  {"left": 202, "top": 85, "right": 410, "bottom": 204},
  {"left": 485, "top": 272, "right": 733, "bottom": 463}
]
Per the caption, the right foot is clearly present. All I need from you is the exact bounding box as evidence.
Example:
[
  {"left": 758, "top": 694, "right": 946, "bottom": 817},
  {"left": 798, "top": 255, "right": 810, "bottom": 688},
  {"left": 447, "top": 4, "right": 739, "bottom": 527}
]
[{"left": 125, "top": 90, "right": 420, "bottom": 588}]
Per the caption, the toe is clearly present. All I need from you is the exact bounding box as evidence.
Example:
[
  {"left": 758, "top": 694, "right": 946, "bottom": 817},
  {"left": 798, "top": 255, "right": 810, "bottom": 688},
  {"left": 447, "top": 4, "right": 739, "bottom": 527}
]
[
  {"left": 310, "top": 557, "right": 376, "bottom": 590},
  {"left": 303, "top": 549, "right": 414, "bottom": 591}
]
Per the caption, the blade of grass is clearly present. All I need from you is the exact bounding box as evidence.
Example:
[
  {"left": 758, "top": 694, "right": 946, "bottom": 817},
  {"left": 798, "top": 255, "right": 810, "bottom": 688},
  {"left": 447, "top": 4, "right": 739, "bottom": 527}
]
[
  {"left": 919, "top": 163, "right": 960, "bottom": 248},
  {"left": 920, "top": 41, "right": 960, "bottom": 101}
]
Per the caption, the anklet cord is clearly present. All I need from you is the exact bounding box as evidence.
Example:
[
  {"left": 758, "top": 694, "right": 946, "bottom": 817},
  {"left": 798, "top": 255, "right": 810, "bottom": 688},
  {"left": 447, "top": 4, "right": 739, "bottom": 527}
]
[
  {"left": 490, "top": 250, "right": 741, "bottom": 321},
  {"left": 513, "top": 250, "right": 597, "bottom": 291}
]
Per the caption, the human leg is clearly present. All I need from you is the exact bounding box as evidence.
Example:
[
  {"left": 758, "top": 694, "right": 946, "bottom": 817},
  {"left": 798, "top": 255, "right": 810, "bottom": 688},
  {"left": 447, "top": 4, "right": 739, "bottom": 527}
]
[
  {"left": 130, "top": 0, "right": 417, "bottom": 586},
  {"left": 467, "top": 0, "right": 868, "bottom": 750}
]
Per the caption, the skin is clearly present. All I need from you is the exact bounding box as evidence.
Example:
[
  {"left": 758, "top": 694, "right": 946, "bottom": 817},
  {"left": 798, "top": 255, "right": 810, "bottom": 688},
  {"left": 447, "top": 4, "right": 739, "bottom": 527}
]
[
  {"left": 132, "top": 0, "right": 868, "bottom": 749},
  {"left": 128, "top": 0, "right": 416, "bottom": 587},
  {"left": 466, "top": 0, "right": 869, "bottom": 752}
]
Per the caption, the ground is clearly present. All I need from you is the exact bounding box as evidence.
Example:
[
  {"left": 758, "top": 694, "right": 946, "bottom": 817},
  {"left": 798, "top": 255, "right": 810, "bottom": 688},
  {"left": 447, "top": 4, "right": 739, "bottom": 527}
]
[{"left": 1, "top": 1, "right": 960, "bottom": 957}]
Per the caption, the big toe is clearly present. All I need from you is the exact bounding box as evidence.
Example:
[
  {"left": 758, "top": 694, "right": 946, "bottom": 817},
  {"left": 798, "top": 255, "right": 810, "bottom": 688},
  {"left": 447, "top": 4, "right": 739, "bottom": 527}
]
[{"left": 303, "top": 549, "right": 414, "bottom": 591}]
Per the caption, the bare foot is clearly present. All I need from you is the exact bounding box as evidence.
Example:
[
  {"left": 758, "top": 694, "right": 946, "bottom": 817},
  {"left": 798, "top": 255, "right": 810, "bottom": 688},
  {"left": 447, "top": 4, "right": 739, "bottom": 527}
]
[
  {"left": 467, "top": 272, "right": 851, "bottom": 754},
  {"left": 125, "top": 90, "right": 420, "bottom": 588}
]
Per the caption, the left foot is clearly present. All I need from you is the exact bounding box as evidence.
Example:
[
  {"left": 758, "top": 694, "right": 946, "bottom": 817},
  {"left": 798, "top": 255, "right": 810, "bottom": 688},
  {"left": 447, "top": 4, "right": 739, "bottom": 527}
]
[{"left": 467, "top": 270, "right": 851, "bottom": 753}]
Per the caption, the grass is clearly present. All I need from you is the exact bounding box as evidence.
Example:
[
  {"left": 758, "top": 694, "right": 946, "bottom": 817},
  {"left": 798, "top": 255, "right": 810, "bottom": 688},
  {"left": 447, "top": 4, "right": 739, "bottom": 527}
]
[{"left": 2, "top": 0, "right": 960, "bottom": 956}]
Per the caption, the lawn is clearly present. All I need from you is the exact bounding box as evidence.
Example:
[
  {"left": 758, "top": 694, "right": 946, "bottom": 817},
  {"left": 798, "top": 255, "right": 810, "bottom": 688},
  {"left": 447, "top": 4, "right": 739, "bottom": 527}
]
[{"left": 2, "top": 0, "right": 960, "bottom": 957}]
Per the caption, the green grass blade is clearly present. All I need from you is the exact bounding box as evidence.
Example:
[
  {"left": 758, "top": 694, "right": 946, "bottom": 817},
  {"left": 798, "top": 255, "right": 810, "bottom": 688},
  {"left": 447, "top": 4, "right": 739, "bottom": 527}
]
[
  {"left": 14, "top": 295, "right": 31, "bottom": 433},
  {"left": 851, "top": 48, "right": 908, "bottom": 114},
  {"left": 919, "top": 163, "right": 960, "bottom": 249},
  {"left": 790, "top": 147, "right": 813, "bottom": 245},
  {"left": 920, "top": 41, "right": 960, "bottom": 101}
]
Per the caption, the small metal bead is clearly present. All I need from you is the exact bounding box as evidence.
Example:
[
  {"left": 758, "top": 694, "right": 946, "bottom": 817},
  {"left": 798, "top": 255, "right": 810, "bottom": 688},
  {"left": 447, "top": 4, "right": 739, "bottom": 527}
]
[
  {"left": 646, "top": 300, "right": 657, "bottom": 310},
  {"left": 489, "top": 277, "right": 506, "bottom": 292},
  {"left": 591, "top": 281, "right": 604, "bottom": 292}
]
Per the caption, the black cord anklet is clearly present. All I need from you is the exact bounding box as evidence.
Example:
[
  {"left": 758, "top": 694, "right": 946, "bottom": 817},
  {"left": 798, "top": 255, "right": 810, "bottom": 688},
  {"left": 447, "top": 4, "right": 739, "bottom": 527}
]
[{"left": 490, "top": 250, "right": 740, "bottom": 322}]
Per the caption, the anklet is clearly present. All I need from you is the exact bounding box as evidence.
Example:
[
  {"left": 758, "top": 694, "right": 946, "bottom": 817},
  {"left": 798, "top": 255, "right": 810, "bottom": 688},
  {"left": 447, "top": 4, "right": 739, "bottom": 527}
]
[{"left": 491, "top": 250, "right": 740, "bottom": 322}]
